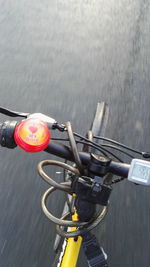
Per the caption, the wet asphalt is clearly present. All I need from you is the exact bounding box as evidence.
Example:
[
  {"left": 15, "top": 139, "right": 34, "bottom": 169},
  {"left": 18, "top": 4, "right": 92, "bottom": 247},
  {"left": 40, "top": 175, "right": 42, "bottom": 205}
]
[{"left": 0, "top": 0, "right": 150, "bottom": 266}]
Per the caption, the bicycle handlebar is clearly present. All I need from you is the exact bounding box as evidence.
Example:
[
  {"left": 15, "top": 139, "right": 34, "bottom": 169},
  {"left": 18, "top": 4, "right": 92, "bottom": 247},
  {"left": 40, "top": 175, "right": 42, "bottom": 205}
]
[
  {"left": 45, "top": 141, "right": 130, "bottom": 177},
  {"left": 0, "top": 119, "right": 130, "bottom": 178},
  {"left": 0, "top": 108, "right": 147, "bottom": 241}
]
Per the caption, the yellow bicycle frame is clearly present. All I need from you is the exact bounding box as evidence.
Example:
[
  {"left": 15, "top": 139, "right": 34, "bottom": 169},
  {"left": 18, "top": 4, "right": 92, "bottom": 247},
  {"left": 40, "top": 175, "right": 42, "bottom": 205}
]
[{"left": 59, "top": 212, "right": 82, "bottom": 267}]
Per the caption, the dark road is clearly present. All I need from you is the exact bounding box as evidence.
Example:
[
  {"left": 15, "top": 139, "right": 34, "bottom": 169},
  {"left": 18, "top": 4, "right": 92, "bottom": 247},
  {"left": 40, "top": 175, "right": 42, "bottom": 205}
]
[{"left": 0, "top": 0, "right": 150, "bottom": 266}]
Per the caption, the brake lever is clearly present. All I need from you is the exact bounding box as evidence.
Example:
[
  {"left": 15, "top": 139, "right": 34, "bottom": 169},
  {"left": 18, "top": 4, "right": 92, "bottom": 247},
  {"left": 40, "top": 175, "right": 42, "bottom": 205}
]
[
  {"left": 0, "top": 107, "right": 65, "bottom": 131},
  {"left": 27, "top": 113, "right": 57, "bottom": 129}
]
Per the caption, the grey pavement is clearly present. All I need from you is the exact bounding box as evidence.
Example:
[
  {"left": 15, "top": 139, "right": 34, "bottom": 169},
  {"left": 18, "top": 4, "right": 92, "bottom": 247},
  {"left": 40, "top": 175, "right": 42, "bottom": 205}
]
[{"left": 0, "top": 0, "right": 150, "bottom": 266}]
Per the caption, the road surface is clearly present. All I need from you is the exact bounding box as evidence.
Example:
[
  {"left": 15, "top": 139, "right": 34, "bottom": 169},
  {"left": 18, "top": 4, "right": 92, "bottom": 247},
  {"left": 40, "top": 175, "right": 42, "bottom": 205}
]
[{"left": 0, "top": 0, "right": 150, "bottom": 266}]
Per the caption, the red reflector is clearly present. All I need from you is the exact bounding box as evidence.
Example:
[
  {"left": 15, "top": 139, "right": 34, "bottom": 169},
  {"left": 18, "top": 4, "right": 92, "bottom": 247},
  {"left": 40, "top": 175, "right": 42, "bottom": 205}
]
[{"left": 14, "top": 118, "right": 50, "bottom": 152}]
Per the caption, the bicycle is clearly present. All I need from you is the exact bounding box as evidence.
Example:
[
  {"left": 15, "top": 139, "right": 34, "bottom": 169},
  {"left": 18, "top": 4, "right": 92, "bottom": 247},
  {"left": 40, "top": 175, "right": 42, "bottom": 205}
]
[{"left": 0, "top": 103, "right": 150, "bottom": 267}]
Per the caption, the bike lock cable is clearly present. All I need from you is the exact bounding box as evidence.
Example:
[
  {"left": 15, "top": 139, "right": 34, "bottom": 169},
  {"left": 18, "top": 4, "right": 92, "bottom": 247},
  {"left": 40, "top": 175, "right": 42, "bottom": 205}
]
[
  {"left": 41, "top": 186, "right": 88, "bottom": 227},
  {"left": 41, "top": 185, "right": 107, "bottom": 237},
  {"left": 56, "top": 206, "right": 108, "bottom": 238},
  {"left": 66, "top": 121, "right": 84, "bottom": 174},
  {"left": 38, "top": 159, "right": 108, "bottom": 237},
  {"left": 37, "top": 160, "right": 79, "bottom": 193}
]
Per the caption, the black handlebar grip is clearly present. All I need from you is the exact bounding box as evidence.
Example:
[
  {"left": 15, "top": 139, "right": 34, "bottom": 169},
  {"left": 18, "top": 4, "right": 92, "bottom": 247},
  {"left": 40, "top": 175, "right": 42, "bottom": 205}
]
[{"left": 0, "top": 121, "right": 18, "bottom": 148}]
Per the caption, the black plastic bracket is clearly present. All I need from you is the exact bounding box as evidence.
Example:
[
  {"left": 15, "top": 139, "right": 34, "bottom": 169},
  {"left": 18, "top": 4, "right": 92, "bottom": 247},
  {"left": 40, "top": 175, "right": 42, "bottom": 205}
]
[{"left": 72, "top": 176, "right": 112, "bottom": 206}]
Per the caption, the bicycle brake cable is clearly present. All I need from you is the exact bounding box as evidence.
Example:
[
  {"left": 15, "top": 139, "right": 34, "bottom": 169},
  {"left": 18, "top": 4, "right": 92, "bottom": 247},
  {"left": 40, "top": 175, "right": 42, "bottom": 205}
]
[
  {"left": 93, "top": 135, "right": 150, "bottom": 158},
  {"left": 0, "top": 107, "right": 29, "bottom": 118}
]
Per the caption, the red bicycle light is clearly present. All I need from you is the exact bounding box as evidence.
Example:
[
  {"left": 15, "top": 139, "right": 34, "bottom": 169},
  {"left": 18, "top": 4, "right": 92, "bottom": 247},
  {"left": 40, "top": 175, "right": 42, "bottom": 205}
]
[{"left": 14, "top": 118, "right": 50, "bottom": 152}]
